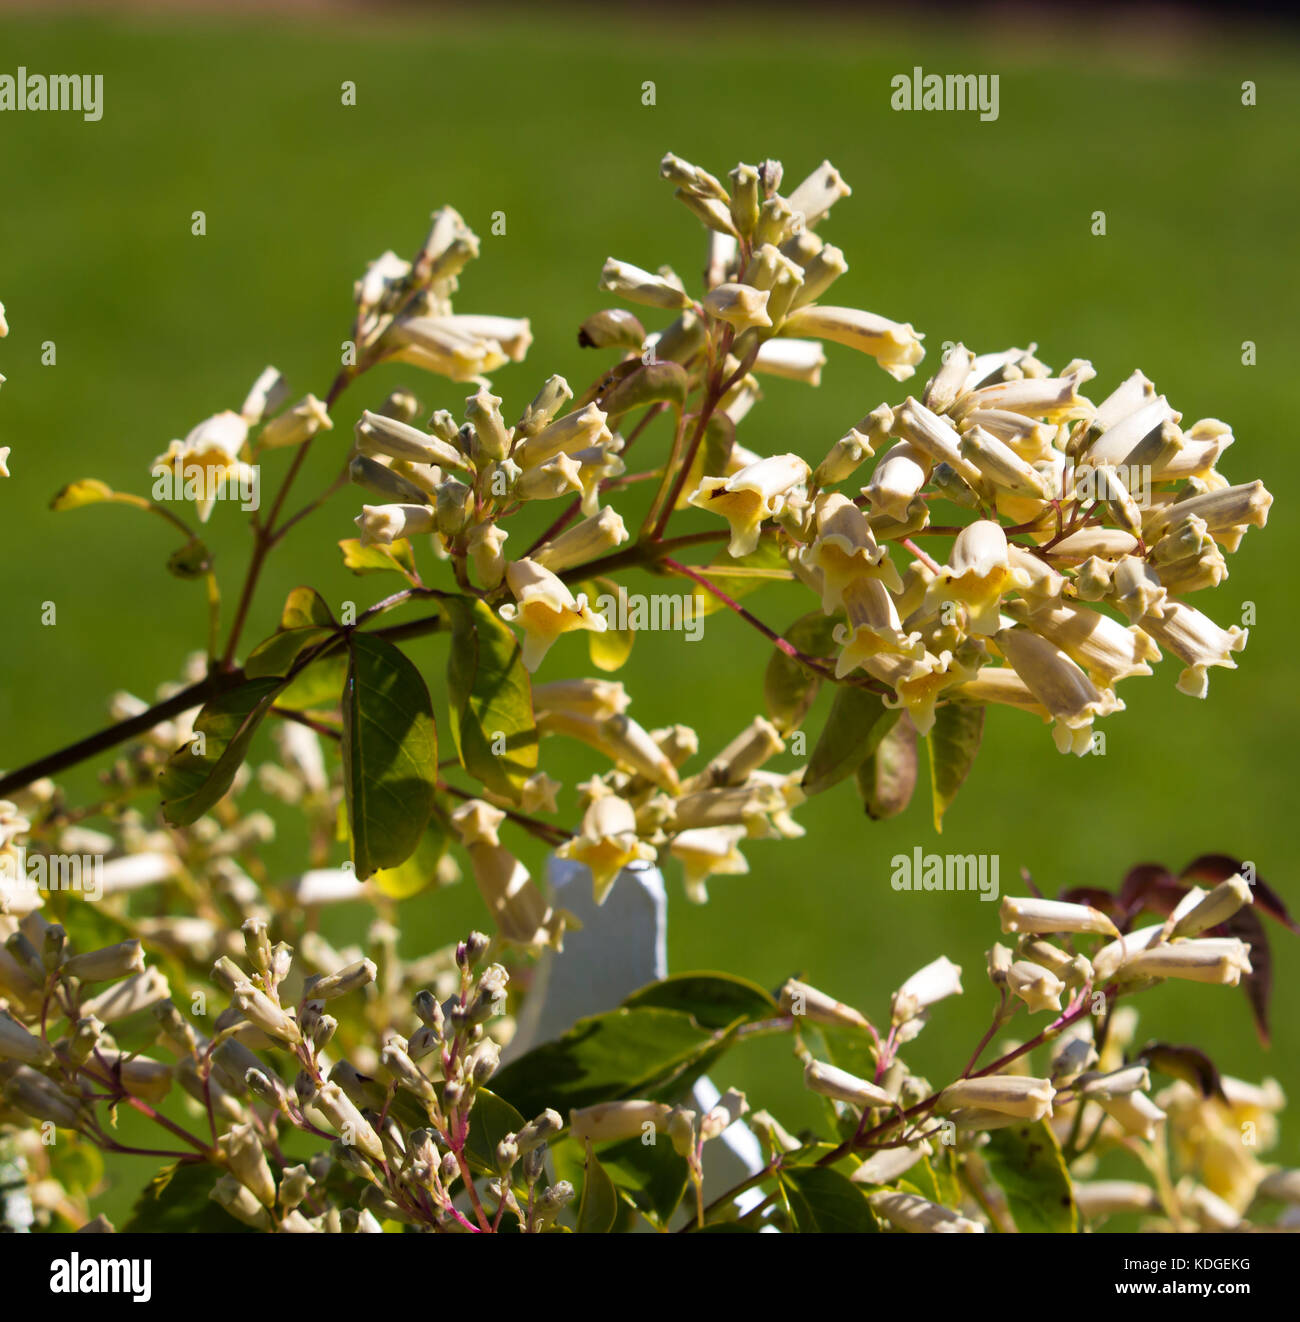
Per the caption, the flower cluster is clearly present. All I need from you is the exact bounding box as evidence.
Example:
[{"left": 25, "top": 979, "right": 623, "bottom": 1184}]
[{"left": 779, "top": 870, "right": 1290, "bottom": 1232}]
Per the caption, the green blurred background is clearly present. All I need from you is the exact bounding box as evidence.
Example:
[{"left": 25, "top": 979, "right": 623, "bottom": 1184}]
[{"left": 1, "top": 4, "right": 1297, "bottom": 1222}]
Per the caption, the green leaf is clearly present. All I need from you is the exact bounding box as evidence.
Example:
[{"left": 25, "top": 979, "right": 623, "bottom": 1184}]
[
  {"left": 763, "top": 611, "right": 841, "bottom": 733},
  {"left": 445, "top": 595, "right": 538, "bottom": 799},
  {"left": 855, "top": 710, "right": 919, "bottom": 820},
  {"left": 622, "top": 972, "right": 777, "bottom": 1030},
  {"left": 926, "top": 702, "right": 985, "bottom": 833},
  {"left": 371, "top": 802, "right": 451, "bottom": 899},
  {"left": 576, "top": 1142, "right": 620, "bottom": 1232},
  {"left": 597, "top": 1135, "right": 690, "bottom": 1226},
  {"left": 123, "top": 1161, "right": 254, "bottom": 1233},
  {"left": 158, "top": 677, "right": 285, "bottom": 824},
  {"left": 781, "top": 1166, "right": 879, "bottom": 1233},
  {"left": 338, "top": 536, "right": 419, "bottom": 583},
  {"left": 581, "top": 578, "right": 634, "bottom": 672},
  {"left": 462, "top": 1088, "right": 527, "bottom": 1177},
  {"left": 341, "top": 633, "right": 438, "bottom": 878},
  {"left": 803, "top": 687, "right": 899, "bottom": 796},
  {"left": 491, "top": 1007, "right": 725, "bottom": 1119},
  {"left": 281, "top": 585, "right": 336, "bottom": 629},
  {"left": 687, "top": 538, "right": 792, "bottom": 617},
  {"left": 49, "top": 478, "right": 118, "bottom": 511},
  {"left": 276, "top": 651, "right": 348, "bottom": 712},
  {"left": 983, "top": 1119, "right": 1077, "bottom": 1233},
  {"left": 245, "top": 626, "right": 336, "bottom": 680},
  {"left": 167, "top": 538, "right": 213, "bottom": 580}
]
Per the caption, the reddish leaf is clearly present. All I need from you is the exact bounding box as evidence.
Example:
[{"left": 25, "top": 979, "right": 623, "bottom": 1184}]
[
  {"left": 1135, "top": 1042, "right": 1226, "bottom": 1101},
  {"left": 1218, "top": 908, "right": 1272, "bottom": 1046}
]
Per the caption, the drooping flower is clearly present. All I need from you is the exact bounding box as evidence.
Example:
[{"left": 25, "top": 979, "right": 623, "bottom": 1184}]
[
  {"left": 687, "top": 453, "right": 810, "bottom": 556},
  {"left": 498, "top": 559, "right": 608, "bottom": 672}
]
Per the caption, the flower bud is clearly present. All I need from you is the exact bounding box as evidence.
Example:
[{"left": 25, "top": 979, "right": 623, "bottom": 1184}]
[
  {"left": 1170, "top": 873, "right": 1252, "bottom": 939},
  {"left": 937, "top": 1075, "right": 1055, "bottom": 1121},
  {"left": 803, "top": 1060, "right": 892, "bottom": 1109},
  {"left": 779, "top": 978, "right": 870, "bottom": 1032},
  {"left": 61, "top": 939, "right": 145, "bottom": 983},
  {"left": 210, "top": 1173, "right": 273, "bottom": 1230}
]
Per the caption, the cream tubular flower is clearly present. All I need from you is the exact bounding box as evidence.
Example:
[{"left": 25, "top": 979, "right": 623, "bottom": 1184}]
[
  {"left": 960, "top": 426, "right": 1053, "bottom": 499},
  {"left": 569, "top": 1100, "right": 672, "bottom": 1145},
  {"left": 466, "top": 523, "right": 509, "bottom": 590},
  {"left": 800, "top": 493, "right": 902, "bottom": 614},
  {"left": 1007, "top": 960, "right": 1065, "bottom": 1014},
  {"left": 444, "top": 314, "right": 532, "bottom": 363},
  {"left": 949, "top": 667, "right": 1049, "bottom": 716},
  {"left": 687, "top": 453, "right": 810, "bottom": 556},
  {"left": 555, "top": 793, "right": 656, "bottom": 905},
  {"left": 515, "top": 452, "right": 585, "bottom": 503},
  {"left": 937, "top": 1075, "right": 1055, "bottom": 1121},
  {"left": 669, "top": 826, "right": 749, "bottom": 904},
  {"left": 499, "top": 558, "right": 608, "bottom": 672},
  {"left": 1152, "top": 418, "right": 1234, "bottom": 480},
  {"left": 1137, "top": 602, "right": 1246, "bottom": 698},
  {"left": 531, "top": 507, "right": 628, "bottom": 574},
  {"left": 753, "top": 337, "right": 827, "bottom": 385},
  {"left": 1084, "top": 394, "right": 1179, "bottom": 468},
  {"left": 1048, "top": 527, "right": 1141, "bottom": 565},
  {"left": 786, "top": 159, "right": 852, "bottom": 228},
  {"left": 701, "top": 283, "right": 772, "bottom": 334},
  {"left": 780, "top": 305, "right": 924, "bottom": 381},
  {"left": 996, "top": 627, "right": 1123, "bottom": 754},
  {"left": 803, "top": 1060, "right": 893, "bottom": 1109},
  {"left": 929, "top": 520, "right": 1030, "bottom": 636},
  {"left": 863, "top": 441, "right": 930, "bottom": 521},
  {"left": 1146, "top": 481, "right": 1273, "bottom": 541},
  {"left": 1095, "top": 1091, "right": 1165, "bottom": 1142},
  {"left": 532, "top": 677, "right": 629, "bottom": 721},
  {"left": 355, "top": 503, "right": 434, "bottom": 547},
  {"left": 866, "top": 645, "right": 984, "bottom": 737},
  {"left": 1073, "top": 1181, "right": 1161, "bottom": 1218},
  {"left": 892, "top": 397, "right": 983, "bottom": 487},
  {"left": 832, "top": 576, "right": 924, "bottom": 676},
  {"left": 385, "top": 316, "right": 511, "bottom": 381},
  {"left": 259, "top": 394, "right": 332, "bottom": 450},
  {"left": 891, "top": 956, "right": 963, "bottom": 1023},
  {"left": 955, "top": 369, "right": 1094, "bottom": 424},
  {"left": 450, "top": 800, "right": 572, "bottom": 949},
  {"left": 1000, "top": 895, "right": 1119, "bottom": 938},
  {"left": 599, "top": 257, "right": 692, "bottom": 311},
  {"left": 779, "top": 978, "right": 870, "bottom": 1031},
  {"left": 355, "top": 410, "right": 467, "bottom": 470},
  {"left": 1015, "top": 600, "right": 1159, "bottom": 685},
  {"left": 1110, "top": 555, "right": 1169, "bottom": 624},
  {"left": 151, "top": 411, "right": 255, "bottom": 523},
  {"left": 1120, "top": 938, "right": 1253, "bottom": 986},
  {"left": 1091, "top": 924, "right": 1165, "bottom": 982},
  {"left": 868, "top": 1191, "right": 984, "bottom": 1234},
  {"left": 514, "top": 403, "right": 611, "bottom": 469},
  {"left": 1170, "top": 873, "right": 1253, "bottom": 938}
]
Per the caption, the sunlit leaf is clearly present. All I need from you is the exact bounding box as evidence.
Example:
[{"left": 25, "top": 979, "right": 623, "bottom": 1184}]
[
  {"left": 926, "top": 702, "right": 984, "bottom": 832},
  {"left": 445, "top": 595, "right": 538, "bottom": 799},
  {"left": 158, "top": 677, "right": 285, "bottom": 824},
  {"left": 341, "top": 634, "right": 438, "bottom": 878}
]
